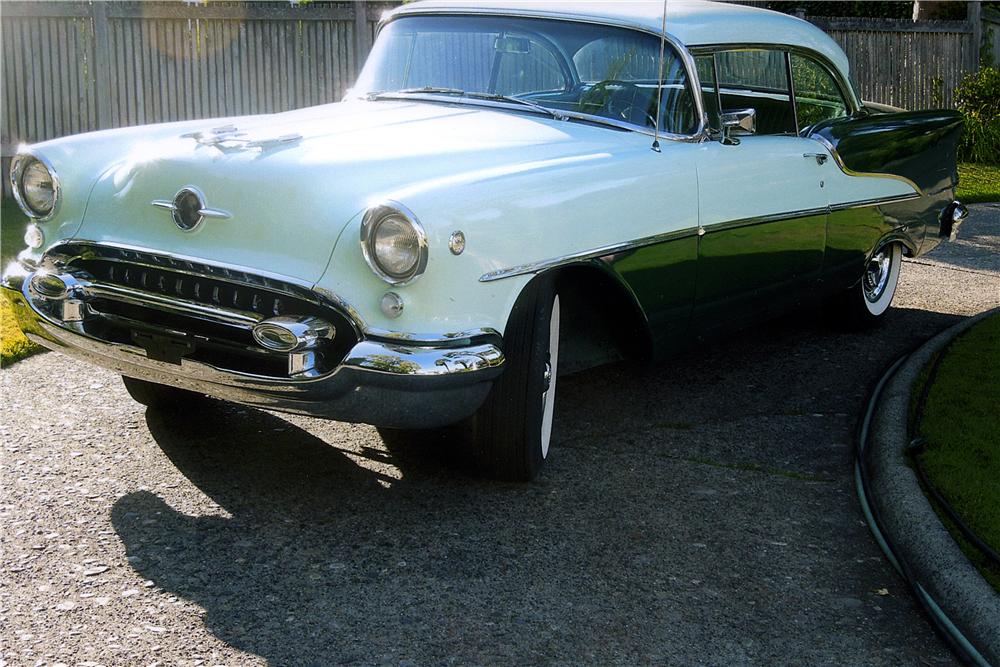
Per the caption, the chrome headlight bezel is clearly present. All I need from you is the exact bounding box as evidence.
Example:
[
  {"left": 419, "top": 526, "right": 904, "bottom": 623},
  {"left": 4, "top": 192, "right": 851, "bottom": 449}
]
[
  {"left": 10, "top": 151, "right": 61, "bottom": 221},
  {"left": 360, "top": 202, "right": 429, "bottom": 286}
]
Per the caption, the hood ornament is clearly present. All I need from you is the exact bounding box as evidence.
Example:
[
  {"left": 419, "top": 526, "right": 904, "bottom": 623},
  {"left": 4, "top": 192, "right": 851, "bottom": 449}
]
[
  {"left": 181, "top": 124, "right": 302, "bottom": 152},
  {"left": 152, "top": 186, "right": 231, "bottom": 231}
]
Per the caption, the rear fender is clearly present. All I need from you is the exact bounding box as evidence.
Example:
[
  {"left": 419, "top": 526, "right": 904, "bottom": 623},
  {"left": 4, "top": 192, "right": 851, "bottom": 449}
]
[{"left": 810, "top": 110, "right": 963, "bottom": 196}]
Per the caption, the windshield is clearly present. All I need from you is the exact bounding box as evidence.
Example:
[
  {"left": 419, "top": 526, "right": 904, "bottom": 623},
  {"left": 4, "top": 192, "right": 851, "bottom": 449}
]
[{"left": 354, "top": 15, "right": 697, "bottom": 135}]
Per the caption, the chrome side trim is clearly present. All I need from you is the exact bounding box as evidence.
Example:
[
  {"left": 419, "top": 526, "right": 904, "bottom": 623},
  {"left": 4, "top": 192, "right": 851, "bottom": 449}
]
[
  {"left": 479, "top": 194, "right": 923, "bottom": 282},
  {"left": 374, "top": 10, "right": 708, "bottom": 143},
  {"left": 701, "top": 206, "right": 829, "bottom": 234},
  {"left": 807, "top": 134, "right": 924, "bottom": 196},
  {"left": 829, "top": 193, "right": 922, "bottom": 212},
  {"left": 479, "top": 227, "right": 699, "bottom": 282}
]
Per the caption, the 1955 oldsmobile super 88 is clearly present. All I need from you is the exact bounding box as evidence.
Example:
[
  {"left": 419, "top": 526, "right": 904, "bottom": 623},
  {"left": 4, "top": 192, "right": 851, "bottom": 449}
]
[{"left": 3, "top": 1, "right": 967, "bottom": 480}]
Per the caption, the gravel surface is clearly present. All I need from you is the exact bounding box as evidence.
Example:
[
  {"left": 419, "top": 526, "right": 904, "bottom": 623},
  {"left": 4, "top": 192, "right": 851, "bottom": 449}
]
[{"left": 2, "top": 205, "right": 998, "bottom": 667}]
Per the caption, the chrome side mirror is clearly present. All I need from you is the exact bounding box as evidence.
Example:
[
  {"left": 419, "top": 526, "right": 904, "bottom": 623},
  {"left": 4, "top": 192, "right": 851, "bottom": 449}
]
[{"left": 720, "top": 108, "right": 756, "bottom": 145}]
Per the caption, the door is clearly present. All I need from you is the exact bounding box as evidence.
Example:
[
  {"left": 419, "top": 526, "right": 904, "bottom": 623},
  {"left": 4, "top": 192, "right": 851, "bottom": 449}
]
[{"left": 692, "top": 49, "right": 831, "bottom": 334}]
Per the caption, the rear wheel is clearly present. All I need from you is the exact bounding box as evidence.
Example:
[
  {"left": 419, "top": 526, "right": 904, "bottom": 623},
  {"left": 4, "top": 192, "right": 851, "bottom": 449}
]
[
  {"left": 121, "top": 376, "right": 205, "bottom": 410},
  {"left": 469, "top": 276, "right": 560, "bottom": 481},
  {"left": 827, "top": 242, "right": 903, "bottom": 328}
]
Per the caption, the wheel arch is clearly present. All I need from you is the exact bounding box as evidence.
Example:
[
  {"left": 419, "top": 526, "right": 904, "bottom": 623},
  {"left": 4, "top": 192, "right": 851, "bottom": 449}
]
[{"left": 527, "top": 260, "right": 652, "bottom": 372}]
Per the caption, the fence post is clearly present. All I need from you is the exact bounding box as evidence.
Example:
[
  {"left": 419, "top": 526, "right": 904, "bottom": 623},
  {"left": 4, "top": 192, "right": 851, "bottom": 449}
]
[
  {"left": 354, "top": 0, "right": 371, "bottom": 75},
  {"left": 91, "top": 1, "right": 112, "bottom": 129},
  {"left": 970, "top": 0, "right": 982, "bottom": 71}
]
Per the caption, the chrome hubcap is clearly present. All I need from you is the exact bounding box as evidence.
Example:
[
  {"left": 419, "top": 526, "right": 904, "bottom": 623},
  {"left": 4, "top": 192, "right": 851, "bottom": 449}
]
[{"left": 863, "top": 250, "right": 891, "bottom": 302}]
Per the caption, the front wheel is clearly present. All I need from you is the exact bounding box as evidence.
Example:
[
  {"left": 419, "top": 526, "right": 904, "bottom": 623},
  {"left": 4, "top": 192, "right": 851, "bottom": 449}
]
[
  {"left": 826, "top": 242, "right": 903, "bottom": 328},
  {"left": 469, "top": 277, "right": 560, "bottom": 481}
]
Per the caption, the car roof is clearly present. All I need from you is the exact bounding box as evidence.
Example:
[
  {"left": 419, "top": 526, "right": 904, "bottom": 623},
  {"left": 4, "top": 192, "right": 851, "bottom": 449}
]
[{"left": 386, "top": 0, "right": 851, "bottom": 78}]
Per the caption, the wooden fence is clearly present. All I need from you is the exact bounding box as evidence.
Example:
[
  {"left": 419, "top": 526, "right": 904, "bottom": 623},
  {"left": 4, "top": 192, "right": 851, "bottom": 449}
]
[
  {"left": 0, "top": 1, "right": 990, "bottom": 174},
  {"left": 810, "top": 16, "right": 981, "bottom": 110}
]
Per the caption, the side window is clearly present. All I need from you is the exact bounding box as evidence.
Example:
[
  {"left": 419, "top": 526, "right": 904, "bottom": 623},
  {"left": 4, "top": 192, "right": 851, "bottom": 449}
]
[
  {"left": 571, "top": 35, "right": 695, "bottom": 134},
  {"left": 790, "top": 53, "right": 848, "bottom": 131},
  {"left": 712, "top": 49, "right": 796, "bottom": 135},
  {"left": 694, "top": 54, "right": 720, "bottom": 131}
]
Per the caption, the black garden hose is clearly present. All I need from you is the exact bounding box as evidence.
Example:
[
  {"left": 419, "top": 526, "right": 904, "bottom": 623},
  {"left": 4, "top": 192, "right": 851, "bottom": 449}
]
[
  {"left": 855, "top": 353, "right": 989, "bottom": 667},
  {"left": 908, "top": 339, "right": 1000, "bottom": 568}
]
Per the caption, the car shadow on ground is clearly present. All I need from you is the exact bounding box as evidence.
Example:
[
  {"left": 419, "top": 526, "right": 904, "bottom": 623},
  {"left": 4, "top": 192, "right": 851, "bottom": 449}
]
[{"left": 111, "top": 306, "right": 965, "bottom": 665}]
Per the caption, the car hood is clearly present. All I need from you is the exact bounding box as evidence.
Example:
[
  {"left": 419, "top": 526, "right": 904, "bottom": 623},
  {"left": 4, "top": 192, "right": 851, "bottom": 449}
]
[{"left": 74, "top": 100, "right": 619, "bottom": 284}]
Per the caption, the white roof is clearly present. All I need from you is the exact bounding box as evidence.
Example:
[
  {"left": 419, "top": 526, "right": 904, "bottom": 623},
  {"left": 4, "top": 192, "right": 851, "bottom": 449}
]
[{"left": 388, "top": 0, "right": 851, "bottom": 78}]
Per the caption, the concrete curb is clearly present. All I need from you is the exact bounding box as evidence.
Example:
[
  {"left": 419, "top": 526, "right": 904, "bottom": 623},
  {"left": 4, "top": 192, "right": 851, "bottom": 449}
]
[{"left": 863, "top": 307, "right": 1000, "bottom": 666}]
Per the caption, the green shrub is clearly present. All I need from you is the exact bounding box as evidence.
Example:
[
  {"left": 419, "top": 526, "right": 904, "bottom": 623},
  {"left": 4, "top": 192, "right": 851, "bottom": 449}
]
[{"left": 955, "top": 66, "right": 1000, "bottom": 165}]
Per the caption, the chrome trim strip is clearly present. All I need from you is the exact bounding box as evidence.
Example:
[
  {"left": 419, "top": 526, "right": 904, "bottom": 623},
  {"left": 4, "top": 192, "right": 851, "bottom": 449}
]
[
  {"left": 701, "top": 207, "right": 829, "bottom": 234},
  {"left": 375, "top": 9, "right": 708, "bottom": 143},
  {"left": 10, "top": 149, "right": 62, "bottom": 221},
  {"left": 687, "top": 43, "right": 862, "bottom": 112},
  {"left": 479, "top": 227, "right": 699, "bottom": 282},
  {"left": 80, "top": 281, "right": 265, "bottom": 329},
  {"left": 807, "top": 134, "right": 924, "bottom": 196},
  {"left": 830, "top": 193, "right": 922, "bottom": 212},
  {"left": 364, "top": 326, "right": 502, "bottom": 345},
  {"left": 479, "top": 194, "right": 923, "bottom": 282},
  {"left": 345, "top": 341, "right": 504, "bottom": 376}
]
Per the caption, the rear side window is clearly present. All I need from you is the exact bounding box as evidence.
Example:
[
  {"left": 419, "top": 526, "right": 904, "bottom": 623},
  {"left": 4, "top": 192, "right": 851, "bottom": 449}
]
[{"left": 790, "top": 53, "right": 848, "bottom": 131}]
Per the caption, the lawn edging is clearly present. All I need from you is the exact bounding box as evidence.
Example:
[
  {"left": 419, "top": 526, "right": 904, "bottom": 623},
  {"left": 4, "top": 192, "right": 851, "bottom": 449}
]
[{"left": 860, "top": 307, "right": 1000, "bottom": 667}]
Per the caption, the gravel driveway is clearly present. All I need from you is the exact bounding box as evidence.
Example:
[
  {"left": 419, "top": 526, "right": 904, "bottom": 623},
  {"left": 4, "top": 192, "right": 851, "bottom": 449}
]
[{"left": 2, "top": 206, "right": 998, "bottom": 667}]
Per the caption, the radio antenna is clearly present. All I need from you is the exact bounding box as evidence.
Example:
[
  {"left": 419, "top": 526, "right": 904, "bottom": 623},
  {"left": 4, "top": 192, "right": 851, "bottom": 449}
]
[{"left": 652, "top": 0, "right": 668, "bottom": 152}]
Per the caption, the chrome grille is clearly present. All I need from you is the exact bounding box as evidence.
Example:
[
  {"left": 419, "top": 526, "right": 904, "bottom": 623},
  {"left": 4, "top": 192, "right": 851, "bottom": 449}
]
[{"left": 40, "top": 243, "right": 357, "bottom": 379}]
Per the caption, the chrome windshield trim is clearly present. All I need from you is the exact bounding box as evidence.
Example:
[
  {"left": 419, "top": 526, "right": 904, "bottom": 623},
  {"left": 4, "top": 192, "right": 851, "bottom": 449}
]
[
  {"left": 365, "top": 93, "right": 700, "bottom": 142},
  {"left": 479, "top": 227, "right": 700, "bottom": 283},
  {"left": 373, "top": 10, "right": 707, "bottom": 143}
]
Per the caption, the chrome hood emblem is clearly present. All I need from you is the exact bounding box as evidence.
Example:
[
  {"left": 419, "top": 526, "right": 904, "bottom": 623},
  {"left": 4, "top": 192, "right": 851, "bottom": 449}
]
[{"left": 151, "top": 186, "right": 231, "bottom": 231}]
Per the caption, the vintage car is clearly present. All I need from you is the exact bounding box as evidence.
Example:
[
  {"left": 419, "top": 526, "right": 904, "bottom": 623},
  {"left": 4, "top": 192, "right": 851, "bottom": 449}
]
[{"left": 4, "top": 0, "right": 966, "bottom": 480}]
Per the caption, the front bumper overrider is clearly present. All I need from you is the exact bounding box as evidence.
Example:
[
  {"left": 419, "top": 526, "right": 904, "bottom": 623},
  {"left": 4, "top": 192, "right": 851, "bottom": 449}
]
[{"left": 2, "top": 257, "right": 504, "bottom": 429}]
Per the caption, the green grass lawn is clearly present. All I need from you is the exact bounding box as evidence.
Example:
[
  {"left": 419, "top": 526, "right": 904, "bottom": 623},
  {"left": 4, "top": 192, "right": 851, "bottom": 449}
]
[
  {"left": 1, "top": 198, "right": 41, "bottom": 366},
  {"left": 914, "top": 313, "right": 1000, "bottom": 591},
  {"left": 957, "top": 162, "right": 1000, "bottom": 204}
]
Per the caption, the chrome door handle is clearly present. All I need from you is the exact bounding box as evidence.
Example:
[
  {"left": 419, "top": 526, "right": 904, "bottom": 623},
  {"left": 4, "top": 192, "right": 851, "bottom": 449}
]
[{"left": 803, "top": 153, "right": 828, "bottom": 165}]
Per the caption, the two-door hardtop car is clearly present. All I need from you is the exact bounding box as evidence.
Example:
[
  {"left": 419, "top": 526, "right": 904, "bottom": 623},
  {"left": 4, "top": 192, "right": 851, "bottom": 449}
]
[{"left": 4, "top": 0, "right": 967, "bottom": 480}]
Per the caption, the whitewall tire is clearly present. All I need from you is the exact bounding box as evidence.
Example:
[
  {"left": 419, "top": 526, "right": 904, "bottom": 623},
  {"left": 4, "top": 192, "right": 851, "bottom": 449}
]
[{"left": 471, "top": 276, "right": 560, "bottom": 481}]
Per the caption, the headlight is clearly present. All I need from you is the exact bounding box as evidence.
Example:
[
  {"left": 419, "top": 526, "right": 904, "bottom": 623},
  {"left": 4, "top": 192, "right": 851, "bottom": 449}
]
[
  {"left": 360, "top": 203, "right": 428, "bottom": 285},
  {"left": 11, "top": 153, "right": 59, "bottom": 219}
]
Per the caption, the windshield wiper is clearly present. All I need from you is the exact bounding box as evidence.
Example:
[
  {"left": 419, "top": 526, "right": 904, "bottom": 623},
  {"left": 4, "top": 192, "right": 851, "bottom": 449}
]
[
  {"left": 366, "top": 88, "right": 567, "bottom": 121},
  {"left": 366, "top": 87, "right": 466, "bottom": 100},
  {"left": 464, "top": 92, "right": 568, "bottom": 121}
]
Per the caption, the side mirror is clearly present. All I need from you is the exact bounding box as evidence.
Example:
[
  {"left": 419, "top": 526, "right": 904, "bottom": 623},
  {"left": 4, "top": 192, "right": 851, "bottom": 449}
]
[{"left": 720, "top": 108, "right": 756, "bottom": 145}]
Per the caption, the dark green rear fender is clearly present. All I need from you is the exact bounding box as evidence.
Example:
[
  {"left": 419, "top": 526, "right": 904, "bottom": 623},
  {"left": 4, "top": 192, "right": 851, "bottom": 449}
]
[{"left": 810, "top": 110, "right": 964, "bottom": 197}]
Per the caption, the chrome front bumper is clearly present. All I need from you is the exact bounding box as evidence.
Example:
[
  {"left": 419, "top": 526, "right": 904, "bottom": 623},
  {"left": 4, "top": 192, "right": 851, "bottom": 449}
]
[{"left": 3, "top": 259, "right": 504, "bottom": 429}]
